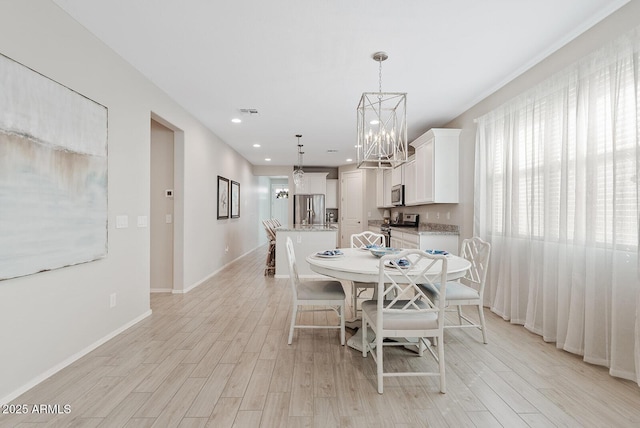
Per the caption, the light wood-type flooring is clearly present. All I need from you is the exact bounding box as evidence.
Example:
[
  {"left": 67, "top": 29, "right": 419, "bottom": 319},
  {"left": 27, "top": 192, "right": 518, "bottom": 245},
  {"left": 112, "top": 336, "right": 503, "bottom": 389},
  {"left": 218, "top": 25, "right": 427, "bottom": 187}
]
[{"left": 3, "top": 245, "right": 640, "bottom": 427}]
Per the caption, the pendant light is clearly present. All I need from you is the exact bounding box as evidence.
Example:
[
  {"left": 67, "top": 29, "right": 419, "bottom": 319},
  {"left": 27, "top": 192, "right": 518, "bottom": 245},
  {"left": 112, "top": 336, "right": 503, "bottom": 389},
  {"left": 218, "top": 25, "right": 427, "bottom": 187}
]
[
  {"left": 357, "top": 51, "right": 408, "bottom": 169},
  {"left": 293, "top": 134, "right": 305, "bottom": 186}
]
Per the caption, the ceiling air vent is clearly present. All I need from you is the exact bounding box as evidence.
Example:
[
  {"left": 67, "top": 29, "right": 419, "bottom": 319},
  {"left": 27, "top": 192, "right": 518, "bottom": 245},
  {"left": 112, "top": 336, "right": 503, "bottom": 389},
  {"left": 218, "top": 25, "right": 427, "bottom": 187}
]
[
  {"left": 239, "top": 108, "right": 259, "bottom": 115},
  {"left": 327, "top": 149, "right": 339, "bottom": 153}
]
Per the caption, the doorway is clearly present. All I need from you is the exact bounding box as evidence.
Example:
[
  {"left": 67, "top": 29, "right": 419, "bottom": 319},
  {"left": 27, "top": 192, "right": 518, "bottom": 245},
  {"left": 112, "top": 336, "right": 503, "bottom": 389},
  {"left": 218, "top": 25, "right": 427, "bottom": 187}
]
[
  {"left": 270, "top": 180, "right": 289, "bottom": 226},
  {"left": 150, "top": 119, "right": 174, "bottom": 292}
]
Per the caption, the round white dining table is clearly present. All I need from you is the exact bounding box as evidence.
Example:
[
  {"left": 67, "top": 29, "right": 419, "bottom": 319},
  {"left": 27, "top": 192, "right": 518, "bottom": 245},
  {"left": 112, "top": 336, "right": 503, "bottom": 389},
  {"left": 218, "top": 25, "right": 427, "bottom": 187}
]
[
  {"left": 306, "top": 247, "right": 472, "bottom": 352},
  {"left": 305, "top": 247, "right": 471, "bottom": 283}
]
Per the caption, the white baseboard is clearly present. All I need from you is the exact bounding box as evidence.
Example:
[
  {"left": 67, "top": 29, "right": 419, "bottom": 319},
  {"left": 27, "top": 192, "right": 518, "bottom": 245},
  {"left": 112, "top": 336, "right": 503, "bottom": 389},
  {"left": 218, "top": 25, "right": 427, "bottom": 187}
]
[
  {"left": 0, "top": 309, "right": 152, "bottom": 406},
  {"left": 150, "top": 288, "right": 173, "bottom": 293},
  {"left": 176, "top": 246, "right": 261, "bottom": 294}
]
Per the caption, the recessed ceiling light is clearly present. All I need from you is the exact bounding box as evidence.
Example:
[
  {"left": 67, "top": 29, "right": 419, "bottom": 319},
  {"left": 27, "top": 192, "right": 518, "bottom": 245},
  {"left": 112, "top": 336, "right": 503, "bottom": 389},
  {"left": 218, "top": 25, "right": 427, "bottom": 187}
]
[
  {"left": 369, "top": 120, "right": 379, "bottom": 125},
  {"left": 265, "top": 158, "right": 271, "bottom": 161},
  {"left": 346, "top": 158, "right": 353, "bottom": 162},
  {"left": 231, "top": 118, "right": 242, "bottom": 123},
  {"left": 253, "top": 144, "right": 261, "bottom": 148}
]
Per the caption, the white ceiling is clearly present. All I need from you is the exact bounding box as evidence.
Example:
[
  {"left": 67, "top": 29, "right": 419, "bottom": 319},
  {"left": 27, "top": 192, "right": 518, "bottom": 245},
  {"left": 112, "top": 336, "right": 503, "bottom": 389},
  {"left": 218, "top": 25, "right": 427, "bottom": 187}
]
[{"left": 52, "top": 0, "right": 627, "bottom": 167}]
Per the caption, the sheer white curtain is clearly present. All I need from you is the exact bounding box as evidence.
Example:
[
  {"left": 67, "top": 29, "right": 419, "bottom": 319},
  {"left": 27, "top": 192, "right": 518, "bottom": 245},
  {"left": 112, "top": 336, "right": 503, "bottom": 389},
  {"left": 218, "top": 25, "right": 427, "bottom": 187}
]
[{"left": 475, "top": 27, "right": 640, "bottom": 384}]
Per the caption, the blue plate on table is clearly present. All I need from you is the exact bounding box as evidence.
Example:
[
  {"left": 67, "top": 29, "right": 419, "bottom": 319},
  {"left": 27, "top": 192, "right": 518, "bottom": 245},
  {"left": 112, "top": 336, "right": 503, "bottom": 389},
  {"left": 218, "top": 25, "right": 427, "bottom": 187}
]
[
  {"left": 316, "top": 250, "right": 344, "bottom": 258},
  {"left": 425, "top": 249, "right": 449, "bottom": 255},
  {"left": 383, "top": 258, "right": 410, "bottom": 269}
]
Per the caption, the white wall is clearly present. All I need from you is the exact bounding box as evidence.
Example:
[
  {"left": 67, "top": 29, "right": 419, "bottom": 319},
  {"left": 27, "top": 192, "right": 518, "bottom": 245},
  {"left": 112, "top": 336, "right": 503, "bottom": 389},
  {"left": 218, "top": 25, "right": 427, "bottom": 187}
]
[{"left": 0, "top": 0, "right": 260, "bottom": 402}]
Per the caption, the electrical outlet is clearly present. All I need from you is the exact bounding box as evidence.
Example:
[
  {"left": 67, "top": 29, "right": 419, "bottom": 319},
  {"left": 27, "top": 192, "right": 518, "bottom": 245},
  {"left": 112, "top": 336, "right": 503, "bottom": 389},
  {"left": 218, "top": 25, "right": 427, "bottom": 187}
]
[
  {"left": 110, "top": 293, "right": 117, "bottom": 308},
  {"left": 446, "top": 212, "right": 451, "bottom": 220},
  {"left": 297, "top": 234, "right": 302, "bottom": 244},
  {"left": 426, "top": 212, "right": 430, "bottom": 219},
  {"left": 225, "top": 245, "right": 229, "bottom": 253},
  {"left": 165, "top": 214, "right": 172, "bottom": 224},
  {"left": 436, "top": 212, "right": 440, "bottom": 219}
]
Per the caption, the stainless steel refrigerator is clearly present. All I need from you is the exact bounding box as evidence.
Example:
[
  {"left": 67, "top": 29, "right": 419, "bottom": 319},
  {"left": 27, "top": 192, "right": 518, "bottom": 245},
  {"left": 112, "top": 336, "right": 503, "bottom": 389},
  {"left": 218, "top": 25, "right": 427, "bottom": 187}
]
[{"left": 293, "top": 194, "right": 326, "bottom": 225}]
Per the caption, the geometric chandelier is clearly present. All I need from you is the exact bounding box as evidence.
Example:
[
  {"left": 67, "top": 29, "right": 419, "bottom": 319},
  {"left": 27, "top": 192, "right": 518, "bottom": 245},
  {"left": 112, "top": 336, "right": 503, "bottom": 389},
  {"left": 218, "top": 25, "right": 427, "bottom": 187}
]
[{"left": 357, "top": 51, "right": 408, "bottom": 169}]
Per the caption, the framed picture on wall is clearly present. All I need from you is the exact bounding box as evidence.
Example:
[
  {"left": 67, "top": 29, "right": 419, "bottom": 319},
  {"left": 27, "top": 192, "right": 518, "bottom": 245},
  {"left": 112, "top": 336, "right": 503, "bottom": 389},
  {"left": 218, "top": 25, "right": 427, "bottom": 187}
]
[
  {"left": 231, "top": 180, "right": 240, "bottom": 218},
  {"left": 217, "top": 176, "right": 229, "bottom": 219}
]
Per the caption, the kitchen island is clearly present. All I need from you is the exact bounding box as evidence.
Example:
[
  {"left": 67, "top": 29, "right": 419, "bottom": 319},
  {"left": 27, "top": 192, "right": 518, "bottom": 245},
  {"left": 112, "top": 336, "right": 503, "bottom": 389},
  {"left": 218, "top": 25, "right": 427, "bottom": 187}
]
[{"left": 274, "top": 225, "right": 339, "bottom": 278}]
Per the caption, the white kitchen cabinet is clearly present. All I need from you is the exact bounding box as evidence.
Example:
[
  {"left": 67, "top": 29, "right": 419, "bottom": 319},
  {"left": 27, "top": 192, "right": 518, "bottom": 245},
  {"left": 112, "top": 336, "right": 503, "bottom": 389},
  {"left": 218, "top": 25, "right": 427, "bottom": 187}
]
[
  {"left": 390, "top": 235, "right": 403, "bottom": 249},
  {"left": 403, "top": 156, "right": 417, "bottom": 206},
  {"left": 383, "top": 170, "right": 392, "bottom": 207},
  {"left": 410, "top": 128, "right": 460, "bottom": 204},
  {"left": 295, "top": 172, "right": 328, "bottom": 194},
  {"left": 390, "top": 229, "right": 459, "bottom": 255},
  {"left": 376, "top": 170, "right": 384, "bottom": 208},
  {"left": 390, "top": 230, "right": 419, "bottom": 249},
  {"left": 326, "top": 178, "right": 338, "bottom": 208},
  {"left": 376, "top": 169, "right": 393, "bottom": 208},
  {"left": 391, "top": 164, "right": 404, "bottom": 186}
]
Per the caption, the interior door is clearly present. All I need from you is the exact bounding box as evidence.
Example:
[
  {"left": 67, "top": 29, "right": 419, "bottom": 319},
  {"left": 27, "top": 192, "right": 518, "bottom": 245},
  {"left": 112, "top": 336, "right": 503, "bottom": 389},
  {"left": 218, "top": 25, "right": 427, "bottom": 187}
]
[{"left": 340, "top": 170, "right": 363, "bottom": 247}]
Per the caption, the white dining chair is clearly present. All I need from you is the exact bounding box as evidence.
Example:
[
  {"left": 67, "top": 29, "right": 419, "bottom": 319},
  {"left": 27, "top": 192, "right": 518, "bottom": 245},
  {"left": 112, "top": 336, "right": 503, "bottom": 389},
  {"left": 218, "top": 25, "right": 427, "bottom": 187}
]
[
  {"left": 285, "top": 237, "right": 346, "bottom": 345},
  {"left": 349, "top": 231, "right": 385, "bottom": 316},
  {"left": 419, "top": 237, "right": 491, "bottom": 343},
  {"left": 362, "top": 249, "right": 449, "bottom": 394}
]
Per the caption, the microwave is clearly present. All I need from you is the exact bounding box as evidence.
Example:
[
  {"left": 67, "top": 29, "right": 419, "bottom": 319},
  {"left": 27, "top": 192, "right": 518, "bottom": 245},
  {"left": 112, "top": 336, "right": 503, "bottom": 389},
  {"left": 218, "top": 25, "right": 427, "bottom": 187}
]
[{"left": 391, "top": 184, "right": 404, "bottom": 206}]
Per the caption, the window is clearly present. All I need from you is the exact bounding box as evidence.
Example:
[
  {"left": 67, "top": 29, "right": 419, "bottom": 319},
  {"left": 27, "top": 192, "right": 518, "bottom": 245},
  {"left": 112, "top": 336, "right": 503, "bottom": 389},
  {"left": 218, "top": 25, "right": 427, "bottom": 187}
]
[{"left": 484, "top": 57, "right": 638, "bottom": 249}]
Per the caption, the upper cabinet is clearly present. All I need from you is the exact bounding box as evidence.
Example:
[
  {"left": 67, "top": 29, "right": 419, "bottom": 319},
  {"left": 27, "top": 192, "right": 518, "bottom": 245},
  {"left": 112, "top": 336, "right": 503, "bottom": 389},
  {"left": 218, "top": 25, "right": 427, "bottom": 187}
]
[
  {"left": 391, "top": 164, "right": 404, "bottom": 186},
  {"left": 403, "top": 156, "right": 417, "bottom": 206},
  {"left": 294, "top": 172, "right": 328, "bottom": 194},
  {"left": 326, "top": 178, "right": 338, "bottom": 208},
  {"left": 408, "top": 128, "right": 460, "bottom": 204},
  {"left": 376, "top": 169, "right": 393, "bottom": 208}
]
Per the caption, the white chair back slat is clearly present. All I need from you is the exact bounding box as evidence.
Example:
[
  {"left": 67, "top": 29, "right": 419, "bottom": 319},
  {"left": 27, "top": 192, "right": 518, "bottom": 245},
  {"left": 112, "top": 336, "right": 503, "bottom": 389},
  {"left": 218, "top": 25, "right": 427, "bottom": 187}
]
[
  {"left": 285, "top": 237, "right": 300, "bottom": 299},
  {"left": 377, "top": 250, "right": 448, "bottom": 318},
  {"left": 350, "top": 231, "right": 385, "bottom": 249},
  {"left": 459, "top": 237, "right": 490, "bottom": 293}
]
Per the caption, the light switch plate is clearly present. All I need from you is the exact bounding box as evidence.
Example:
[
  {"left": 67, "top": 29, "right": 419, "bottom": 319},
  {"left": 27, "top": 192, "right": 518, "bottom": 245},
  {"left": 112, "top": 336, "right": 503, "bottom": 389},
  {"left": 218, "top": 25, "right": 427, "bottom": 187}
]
[
  {"left": 116, "top": 215, "right": 128, "bottom": 229},
  {"left": 137, "top": 216, "right": 147, "bottom": 228}
]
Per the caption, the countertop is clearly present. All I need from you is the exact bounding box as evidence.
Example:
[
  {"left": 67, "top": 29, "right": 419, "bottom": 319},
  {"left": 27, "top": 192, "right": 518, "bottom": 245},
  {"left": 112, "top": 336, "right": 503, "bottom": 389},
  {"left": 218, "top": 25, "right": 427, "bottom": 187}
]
[
  {"left": 276, "top": 225, "right": 338, "bottom": 232},
  {"left": 368, "top": 220, "right": 459, "bottom": 236}
]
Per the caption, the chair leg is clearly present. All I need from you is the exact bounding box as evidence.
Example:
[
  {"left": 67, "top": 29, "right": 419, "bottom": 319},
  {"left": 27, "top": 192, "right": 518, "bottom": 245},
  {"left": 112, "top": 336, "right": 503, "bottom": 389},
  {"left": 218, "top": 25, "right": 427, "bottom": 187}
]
[
  {"left": 438, "top": 334, "right": 446, "bottom": 394},
  {"left": 340, "top": 303, "right": 345, "bottom": 345},
  {"left": 478, "top": 305, "right": 488, "bottom": 344},
  {"left": 457, "top": 305, "right": 463, "bottom": 325},
  {"left": 361, "top": 317, "right": 368, "bottom": 357},
  {"left": 376, "top": 332, "right": 384, "bottom": 394},
  {"left": 288, "top": 303, "right": 298, "bottom": 345}
]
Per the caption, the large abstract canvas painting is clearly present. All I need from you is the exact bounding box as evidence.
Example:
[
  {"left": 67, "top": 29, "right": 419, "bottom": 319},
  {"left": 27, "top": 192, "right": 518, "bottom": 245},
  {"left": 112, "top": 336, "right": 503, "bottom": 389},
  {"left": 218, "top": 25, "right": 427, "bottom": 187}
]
[{"left": 0, "top": 54, "right": 108, "bottom": 280}]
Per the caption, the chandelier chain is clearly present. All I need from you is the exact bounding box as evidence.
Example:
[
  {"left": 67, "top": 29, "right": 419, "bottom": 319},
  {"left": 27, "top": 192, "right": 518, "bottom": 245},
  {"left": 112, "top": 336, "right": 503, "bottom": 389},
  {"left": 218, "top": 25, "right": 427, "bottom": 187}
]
[
  {"left": 378, "top": 57, "right": 383, "bottom": 100},
  {"left": 378, "top": 57, "right": 383, "bottom": 94}
]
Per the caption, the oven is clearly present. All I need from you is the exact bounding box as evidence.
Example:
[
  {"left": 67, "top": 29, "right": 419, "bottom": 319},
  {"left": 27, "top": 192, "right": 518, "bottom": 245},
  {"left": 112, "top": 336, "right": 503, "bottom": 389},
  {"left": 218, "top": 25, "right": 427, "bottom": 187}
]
[
  {"left": 380, "top": 224, "right": 391, "bottom": 247},
  {"left": 380, "top": 213, "right": 420, "bottom": 248}
]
